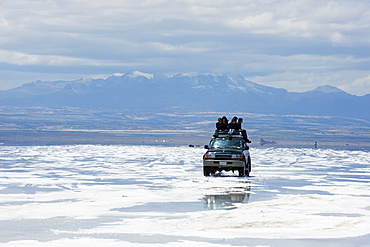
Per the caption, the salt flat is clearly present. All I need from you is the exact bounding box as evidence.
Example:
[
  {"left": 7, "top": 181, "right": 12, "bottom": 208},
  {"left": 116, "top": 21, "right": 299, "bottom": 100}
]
[{"left": 0, "top": 145, "right": 369, "bottom": 246}]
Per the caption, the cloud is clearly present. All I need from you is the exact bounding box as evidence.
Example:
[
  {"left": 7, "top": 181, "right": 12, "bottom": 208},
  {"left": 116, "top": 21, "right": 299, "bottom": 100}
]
[
  {"left": 226, "top": 0, "right": 370, "bottom": 44},
  {"left": 339, "top": 75, "right": 370, "bottom": 96},
  {"left": 330, "top": 32, "right": 345, "bottom": 45},
  {"left": 0, "top": 0, "right": 370, "bottom": 95}
]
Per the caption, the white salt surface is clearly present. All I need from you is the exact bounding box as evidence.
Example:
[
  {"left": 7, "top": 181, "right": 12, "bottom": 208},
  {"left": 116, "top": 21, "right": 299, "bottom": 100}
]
[{"left": 0, "top": 145, "right": 369, "bottom": 246}]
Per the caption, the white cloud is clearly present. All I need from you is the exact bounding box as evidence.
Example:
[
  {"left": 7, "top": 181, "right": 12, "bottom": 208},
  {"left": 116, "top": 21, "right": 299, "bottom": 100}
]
[
  {"left": 248, "top": 70, "right": 370, "bottom": 96},
  {"left": 340, "top": 75, "right": 370, "bottom": 96},
  {"left": 0, "top": 49, "right": 117, "bottom": 66},
  {"left": 226, "top": 0, "right": 370, "bottom": 44},
  {"left": 330, "top": 32, "right": 345, "bottom": 45}
]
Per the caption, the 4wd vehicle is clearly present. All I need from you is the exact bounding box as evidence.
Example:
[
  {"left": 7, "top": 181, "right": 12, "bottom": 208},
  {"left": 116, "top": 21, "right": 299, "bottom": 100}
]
[{"left": 203, "top": 132, "right": 251, "bottom": 177}]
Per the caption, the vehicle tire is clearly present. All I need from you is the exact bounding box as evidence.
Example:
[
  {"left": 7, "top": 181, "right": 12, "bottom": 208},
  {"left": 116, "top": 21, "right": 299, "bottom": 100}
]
[
  {"left": 245, "top": 168, "right": 249, "bottom": 177},
  {"left": 247, "top": 156, "right": 252, "bottom": 173},
  {"left": 238, "top": 167, "right": 245, "bottom": 177},
  {"left": 203, "top": 166, "right": 210, "bottom": 176}
]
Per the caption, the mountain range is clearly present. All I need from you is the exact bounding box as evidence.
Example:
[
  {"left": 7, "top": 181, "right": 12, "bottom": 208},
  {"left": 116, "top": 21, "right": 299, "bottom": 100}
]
[{"left": 1, "top": 71, "right": 370, "bottom": 120}]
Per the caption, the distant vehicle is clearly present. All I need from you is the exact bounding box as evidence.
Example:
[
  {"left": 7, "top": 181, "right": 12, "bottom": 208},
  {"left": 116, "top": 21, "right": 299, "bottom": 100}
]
[
  {"left": 258, "top": 138, "right": 276, "bottom": 146},
  {"left": 203, "top": 132, "right": 251, "bottom": 177}
]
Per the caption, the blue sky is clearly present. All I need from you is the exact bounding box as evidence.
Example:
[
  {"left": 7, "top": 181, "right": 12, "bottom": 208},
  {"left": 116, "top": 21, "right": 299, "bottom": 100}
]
[{"left": 1, "top": 0, "right": 370, "bottom": 95}]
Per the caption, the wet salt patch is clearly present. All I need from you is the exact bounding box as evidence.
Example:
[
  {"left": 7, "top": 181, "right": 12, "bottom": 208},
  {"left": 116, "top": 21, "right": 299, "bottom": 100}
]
[
  {"left": 315, "top": 213, "right": 364, "bottom": 217},
  {"left": 111, "top": 194, "right": 369, "bottom": 239},
  {"left": 1, "top": 238, "right": 247, "bottom": 247},
  {"left": 113, "top": 201, "right": 206, "bottom": 213}
]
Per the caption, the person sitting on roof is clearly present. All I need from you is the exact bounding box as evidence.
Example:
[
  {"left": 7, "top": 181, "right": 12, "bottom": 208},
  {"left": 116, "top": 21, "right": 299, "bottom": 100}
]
[
  {"left": 228, "top": 116, "right": 239, "bottom": 135},
  {"left": 216, "top": 118, "right": 224, "bottom": 131},
  {"left": 221, "top": 116, "right": 228, "bottom": 132},
  {"left": 214, "top": 116, "right": 230, "bottom": 137},
  {"left": 237, "top": 117, "right": 251, "bottom": 143},
  {"left": 213, "top": 118, "right": 222, "bottom": 137}
]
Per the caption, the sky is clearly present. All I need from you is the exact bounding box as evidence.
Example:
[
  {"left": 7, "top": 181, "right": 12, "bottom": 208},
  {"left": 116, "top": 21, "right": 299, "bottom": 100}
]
[{"left": 1, "top": 0, "right": 370, "bottom": 95}]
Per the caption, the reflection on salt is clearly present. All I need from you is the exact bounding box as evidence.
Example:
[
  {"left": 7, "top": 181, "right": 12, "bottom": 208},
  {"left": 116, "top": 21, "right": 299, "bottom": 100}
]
[
  {"left": 204, "top": 182, "right": 251, "bottom": 210},
  {"left": 204, "top": 191, "right": 250, "bottom": 210}
]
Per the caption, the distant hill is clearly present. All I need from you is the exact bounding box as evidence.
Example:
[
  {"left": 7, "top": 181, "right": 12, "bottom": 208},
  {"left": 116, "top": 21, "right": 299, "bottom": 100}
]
[{"left": 1, "top": 71, "right": 369, "bottom": 120}]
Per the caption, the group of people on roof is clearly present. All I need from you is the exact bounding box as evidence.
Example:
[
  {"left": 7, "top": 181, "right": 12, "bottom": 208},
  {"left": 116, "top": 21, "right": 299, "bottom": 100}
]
[{"left": 214, "top": 116, "right": 251, "bottom": 143}]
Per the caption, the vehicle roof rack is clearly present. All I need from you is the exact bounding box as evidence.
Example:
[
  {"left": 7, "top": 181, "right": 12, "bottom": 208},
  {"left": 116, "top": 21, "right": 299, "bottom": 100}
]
[{"left": 216, "top": 132, "right": 243, "bottom": 138}]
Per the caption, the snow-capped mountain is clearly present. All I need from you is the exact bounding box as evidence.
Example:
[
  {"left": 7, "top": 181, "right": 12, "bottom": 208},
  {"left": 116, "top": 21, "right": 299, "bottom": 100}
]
[
  {"left": 308, "top": 85, "right": 347, "bottom": 94},
  {"left": 1, "top": 71, "right": 369, "bottom": 120}
]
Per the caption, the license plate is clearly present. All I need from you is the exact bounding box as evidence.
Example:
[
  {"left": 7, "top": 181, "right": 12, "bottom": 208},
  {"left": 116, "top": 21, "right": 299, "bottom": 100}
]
[{"left": 219, "top": 161, "right": 227, "bottom": 165}]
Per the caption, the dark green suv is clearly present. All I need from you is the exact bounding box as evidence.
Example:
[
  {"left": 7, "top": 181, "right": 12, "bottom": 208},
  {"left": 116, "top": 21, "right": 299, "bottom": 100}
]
[{"left": 203, "top": 133, "right": 251, "bottom": 177}]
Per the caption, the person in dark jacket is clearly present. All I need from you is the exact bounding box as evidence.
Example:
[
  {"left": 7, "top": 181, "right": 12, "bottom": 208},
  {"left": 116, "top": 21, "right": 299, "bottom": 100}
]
[
  {"left": 228, "top": 116, "right": 239, "bottom": 134},
  {"left": 237, "top": 118, "right": 251, "bottom": 143},
  {"left": 236, "top": 117, "right": 243, "bottom": 130},
  {"left": 221, "top": 116, "right": 229, "bottom": 131},
  {"left": 214, "top": 118, "right": 224, "bottom": 137},
  {"left": 216, "top": 118, "right": 224, "bottom": 131},
  {"left": 214, "top": 116, "right": 230, "bottom": 137}
]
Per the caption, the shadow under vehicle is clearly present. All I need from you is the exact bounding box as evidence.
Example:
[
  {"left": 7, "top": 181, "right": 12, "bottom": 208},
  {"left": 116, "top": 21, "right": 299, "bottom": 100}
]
[{"left": 203, "top": 132, "right": 251, "bottom": 177}]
